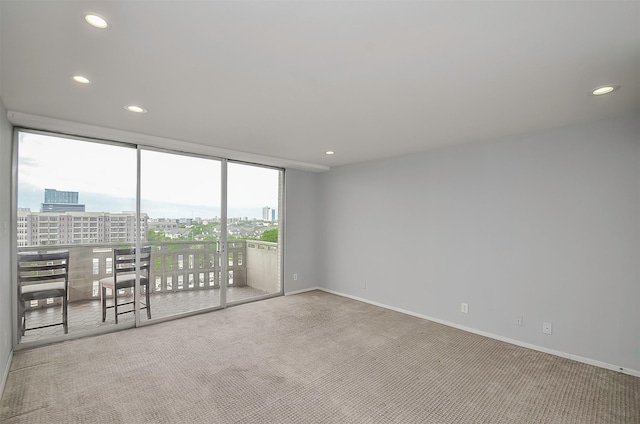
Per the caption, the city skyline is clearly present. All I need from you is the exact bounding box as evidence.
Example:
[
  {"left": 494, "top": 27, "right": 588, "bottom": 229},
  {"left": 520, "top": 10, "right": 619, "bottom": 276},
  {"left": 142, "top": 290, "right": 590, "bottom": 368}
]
[
  {"left": 18, "top": 185, "right": 277, "bottom": 221},
  {"left": 17, "top": 131, "right": 280, "bottom": 220}
]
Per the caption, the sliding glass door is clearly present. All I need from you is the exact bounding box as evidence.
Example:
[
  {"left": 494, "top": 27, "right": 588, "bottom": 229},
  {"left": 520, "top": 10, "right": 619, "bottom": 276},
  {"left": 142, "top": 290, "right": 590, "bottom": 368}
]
[
  {"left": 225, "top": 162, "right": 283, "bottom": 304},
  {"left": 16, "top": 131, "right": 137, "bottom": 343},
  {"left": 139, "top": 149, "right": 222, "bottom": 320},
  {"left": 14, "top": 129, "right": 284, "bottom": 346}
]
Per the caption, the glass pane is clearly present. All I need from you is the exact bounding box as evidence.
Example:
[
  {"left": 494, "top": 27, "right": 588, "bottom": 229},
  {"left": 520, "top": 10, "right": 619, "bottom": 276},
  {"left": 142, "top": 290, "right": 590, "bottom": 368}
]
[
  {"left": 140, "top": 150, "right": 221, "bottom": 319},
  {"left": 226, "top": 163, "right": 282, "bottom": 303},
  {"left": 16, "top": 131, "right": 137, "bottom": 343}
]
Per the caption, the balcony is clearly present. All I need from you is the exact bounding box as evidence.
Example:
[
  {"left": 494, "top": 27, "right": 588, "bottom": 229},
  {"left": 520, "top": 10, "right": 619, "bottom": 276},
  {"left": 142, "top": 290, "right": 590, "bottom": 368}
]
[{"left": 17, "top": 240, "right": 281, "bottom": 343}]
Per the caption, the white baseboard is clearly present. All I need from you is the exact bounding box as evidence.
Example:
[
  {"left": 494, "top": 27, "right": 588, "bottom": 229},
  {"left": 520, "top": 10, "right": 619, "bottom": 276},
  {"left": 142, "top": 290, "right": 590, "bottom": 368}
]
[
  {"left": 1, "top": 350, "right": 13, "bottom": 400},
  {"left": 285, "top": 286, "right": 321, "bottom": 296},
  {"left": 317, "top": 288, "right": 640, "bottom": 378}
]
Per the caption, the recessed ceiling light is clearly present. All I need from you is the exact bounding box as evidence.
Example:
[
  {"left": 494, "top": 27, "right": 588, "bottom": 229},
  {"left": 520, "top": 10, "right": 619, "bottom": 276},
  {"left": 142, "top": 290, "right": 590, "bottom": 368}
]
[
  {"left": 84, "top": 13, "right": 109, "bottom": 29},
  {"left": 72, "top": 75, "right": 90, "bottom": 84},
  {"left": 325, "top": 151, "right": 335, "bottom": 155},
  {"left": 124, "top": 105, "right": 147, "bottom": 113},
  {"left": 590, "top": 84, "right": 620, "bottom": 96}
]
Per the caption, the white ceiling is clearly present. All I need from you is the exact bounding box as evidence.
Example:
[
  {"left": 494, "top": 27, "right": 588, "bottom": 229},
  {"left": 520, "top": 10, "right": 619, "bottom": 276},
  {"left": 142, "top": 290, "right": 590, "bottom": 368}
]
[{"left": 1, "top": 1, "right": 639, "bottom": 171}]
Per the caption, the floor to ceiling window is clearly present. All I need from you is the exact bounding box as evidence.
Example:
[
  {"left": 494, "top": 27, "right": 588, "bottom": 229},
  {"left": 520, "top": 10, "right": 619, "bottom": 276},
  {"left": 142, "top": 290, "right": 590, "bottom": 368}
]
[
  {"left": 14, "top": 130, "right": 284, "bottom": 346},
  {"left": 16, "top": 131, "right": 138, "bottom": 343},
  {"left": 226, "top": 162, "right": 283, "bottom": 304},
  {"left": 140, "top": 148, "right": 223, "bottom": 320}
]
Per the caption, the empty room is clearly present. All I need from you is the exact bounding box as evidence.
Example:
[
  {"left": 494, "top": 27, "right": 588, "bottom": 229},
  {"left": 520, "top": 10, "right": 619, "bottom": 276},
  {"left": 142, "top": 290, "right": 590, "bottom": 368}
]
[{"left": 0, "top": 1, "right": 638, "bottom": 423}]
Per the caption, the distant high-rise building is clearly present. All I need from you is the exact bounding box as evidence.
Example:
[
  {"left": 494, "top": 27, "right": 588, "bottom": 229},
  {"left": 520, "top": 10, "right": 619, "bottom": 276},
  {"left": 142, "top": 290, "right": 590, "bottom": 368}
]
[
  {"left": 44, "top": 188, "right": 78, "bottom": 204},
  {"left": 262, "top": 206, "right": 271, "bottom": 221},
  {"left": 41, "top": 188, "right": 85, "bottom": 213},
  {"left": 271, "top": 209, "right": 276, "bottom": 221}
]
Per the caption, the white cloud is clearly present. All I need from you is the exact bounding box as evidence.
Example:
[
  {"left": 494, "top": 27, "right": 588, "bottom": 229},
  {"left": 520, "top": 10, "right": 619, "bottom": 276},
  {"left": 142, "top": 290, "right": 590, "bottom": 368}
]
[{"left": 18, "top": 132, "right": 281, "bottom": 218}]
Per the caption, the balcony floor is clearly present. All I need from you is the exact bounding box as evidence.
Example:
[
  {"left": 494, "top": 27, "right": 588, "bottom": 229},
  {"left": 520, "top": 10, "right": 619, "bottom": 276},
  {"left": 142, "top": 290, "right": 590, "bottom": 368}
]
[{"left": 19, "top": 286, "right": 268, "bottom": 344}]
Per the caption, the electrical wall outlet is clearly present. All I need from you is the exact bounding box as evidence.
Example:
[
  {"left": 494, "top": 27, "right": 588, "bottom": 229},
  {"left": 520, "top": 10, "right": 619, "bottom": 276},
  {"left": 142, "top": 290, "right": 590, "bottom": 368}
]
[
  {"left": 516, "top": 316, "right": 523, "bottom": 327},
  {"left": 543, "top": 322, "right": 552, "bottom": 335},
  {"left": 461, "top": 302, "right": 469, "bottom": 313},
  {"left": 293, "top": 273, "right": 297, "bottom": 281}
]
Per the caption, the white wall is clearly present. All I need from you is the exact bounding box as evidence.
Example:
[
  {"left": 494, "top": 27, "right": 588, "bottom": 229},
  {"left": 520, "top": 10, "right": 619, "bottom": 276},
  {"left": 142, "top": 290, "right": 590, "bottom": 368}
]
[
  {"left": 0, "top": 97, "right": 13, "bottom": 391},
  {"left": 284, "top": 169, "right": 320, "bottom": 293},
  {"left": 318, "top": 112, "right": 640, "bottom": 372}
]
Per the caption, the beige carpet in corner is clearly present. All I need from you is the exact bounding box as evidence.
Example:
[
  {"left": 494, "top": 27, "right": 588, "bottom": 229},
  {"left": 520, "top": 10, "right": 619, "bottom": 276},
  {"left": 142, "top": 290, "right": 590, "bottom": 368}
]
[{"left": 1, "top": 290, "right": 638, "bottom": 423}]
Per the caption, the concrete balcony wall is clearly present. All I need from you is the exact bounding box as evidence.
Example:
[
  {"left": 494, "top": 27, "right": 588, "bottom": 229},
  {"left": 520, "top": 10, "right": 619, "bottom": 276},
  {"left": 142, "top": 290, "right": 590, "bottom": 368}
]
[
  {"left": 150, "top": 242, "right": 225, "bottom": 292},
  {"left": 226, "top": 241, "right": 247, "bottom": 288},
  {"left": 17, "top": 239, "right": 282, "bottom": 309},
  {"left": 246, "top": 241, "right": 280, "bottom": 294}
]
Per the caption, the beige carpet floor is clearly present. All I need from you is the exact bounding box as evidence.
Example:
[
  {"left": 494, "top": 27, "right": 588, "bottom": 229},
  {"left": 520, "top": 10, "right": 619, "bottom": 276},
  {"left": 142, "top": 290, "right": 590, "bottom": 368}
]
[{"left": 1, "top": 290, "right": 638, "bottom": 423}]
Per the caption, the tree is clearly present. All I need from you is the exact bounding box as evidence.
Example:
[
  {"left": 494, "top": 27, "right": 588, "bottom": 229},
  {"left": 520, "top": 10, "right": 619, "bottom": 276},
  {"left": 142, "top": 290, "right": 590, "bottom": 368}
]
[
  {"left": 260, "top": 229, "right": 278, "bottom": 243},
  {"left": 147, "top": 229, "right": 171, "bottom": 242}
]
